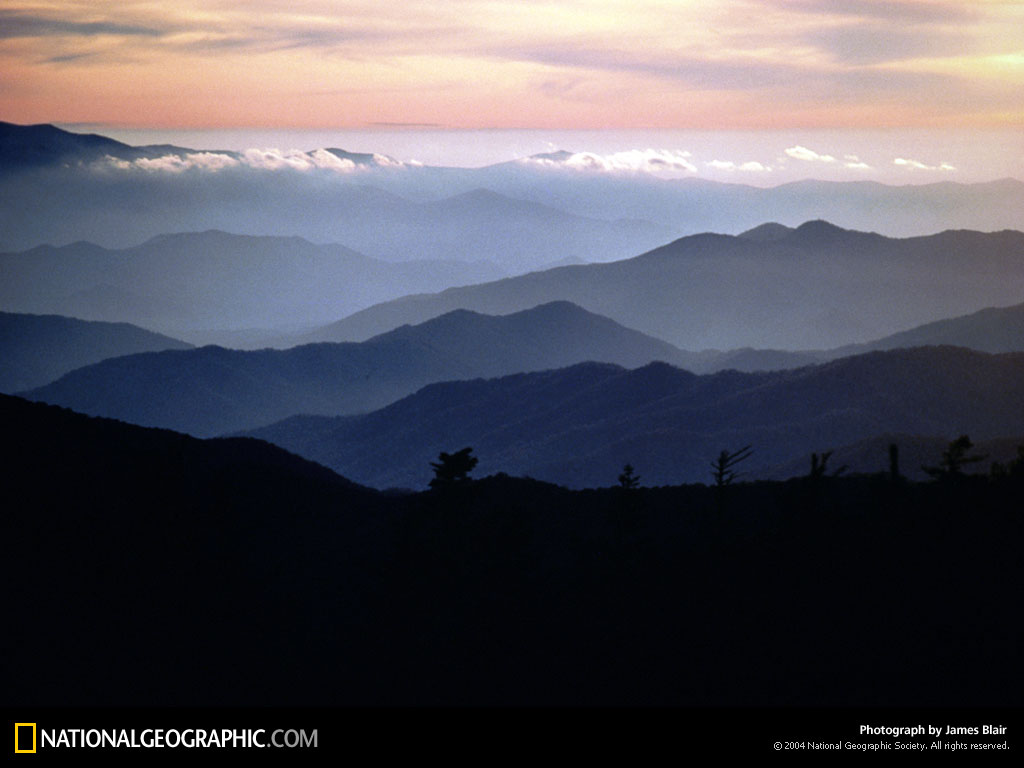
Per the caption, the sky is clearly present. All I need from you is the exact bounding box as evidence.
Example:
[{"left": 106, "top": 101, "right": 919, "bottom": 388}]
[{"left": 1, "top": 1, "right": 1022, "bottom": 176}]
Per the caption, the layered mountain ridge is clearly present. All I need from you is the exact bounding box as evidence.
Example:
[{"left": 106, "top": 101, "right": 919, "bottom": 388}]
[
  {"left": 300, "top": 223, "right": 1024, "bottom": 350},
  {"left": 21, "top": 301, "right": 694, "bottom": 435},
  {"left": 242, "top": 346, "right": 1024, "bottom": 489}
]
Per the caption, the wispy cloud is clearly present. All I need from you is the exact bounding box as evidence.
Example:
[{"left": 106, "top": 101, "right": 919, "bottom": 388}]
[
  {"left": 132, "top": 152, "right": 241, "bottom": 173},
  {"left": 43, "top": 52, "right": 95, "bottom": 64},
  {"left": 705, "top": 159, "right": 771, "bottom": 172},
  {"left": 785, "top": 145, "right": 836, "bottom": 163},
  {"left": 804, "top": 24, "right": 975, "bottom": 66},
  {"left": 769, "top": 0, "right": 979, "bottom": 25},
  {"left": 520, "top": 149, "right": 698, "bottom": 174},
  {"left": 0, "top": 11, "right": 162, "bottom": 39},
  {"left": 97, "top": 147, "right": 402, "bottom": 174},
  {"left": 2, "top": 1, "right": 1020, "bottom": 130},
  {"left": 894, "top": 157, "right": 956, "bottom": 172}
]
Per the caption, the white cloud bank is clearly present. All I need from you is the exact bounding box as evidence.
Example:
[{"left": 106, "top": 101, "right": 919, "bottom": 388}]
[
  {"left": 100, "top": 148, "right": 402, "bottom": 174},
  {"left": 784, "top": 145, "right": 836, "bottom": 163},
  {"left": 521, "top": 149, "right": 698, "bottom": 174},
  {"left": 894, "top": 157, "right": 956, "bottom": 172},
  {"left": 133, "top": 152, "right": 242, "bottom": 172},
  {"left": 778, "top": 147, "right": 872, "bottom": 172},
  {"left": 705, "top": 159, "right": 771, "bottom": 172}
]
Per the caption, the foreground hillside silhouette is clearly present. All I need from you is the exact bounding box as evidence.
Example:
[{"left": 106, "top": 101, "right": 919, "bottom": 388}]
[{"left": 4, "top": 395, "right": 1021, "bottom": 707}]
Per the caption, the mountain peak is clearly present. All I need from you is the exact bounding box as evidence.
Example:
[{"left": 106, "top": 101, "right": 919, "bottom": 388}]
[
  {"left": 0, "top": 120, "right": 132, "bottom": 171},
  {"left": 738, "top": 222, "right": 794, "bottom": 242},
  {"left": 794, "top": 219, "right": 849, "bottom": 237},
  {"left": 784, "top": 219, "right": 884, "bottom": 247},
  {"left": 509, "top": 300, "right": 589, "bottom": 317}
]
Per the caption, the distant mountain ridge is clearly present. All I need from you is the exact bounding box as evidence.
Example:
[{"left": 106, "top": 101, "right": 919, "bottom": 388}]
[
  {"left": 481, "top": 149, "right": 1024, "bottom": 235},
  {"left": 0, "top": 230, "right": 506, "bottom": 335},
  {"left": 0, "top": 122, "right": 675, "bottom": 266},
  {"left": 0, "top": 121, "right": 396, "bottom": 173},
  {"left": 0, "top": 312, "right": 191, "bottom": 392},
  {"left": 21, "top": 302, "right": 697, "bottom": 436},
  {"left": 700, "top": 299, "right": 1024, "bottom": 373},
  {"left": 243, "top": 346, "right": 1024, "bottom": 490},
  {"left": 676, "top": 299, "right": 1024, "bottom": 374},
  {"left": 838, "top": 300, "right": 1024, "bottom": 355},
  {"left": 0, "top": 121, "right": 202, "bottom": 172},
  {"left": 3, "top": 121, "right": 1024, "bottom": 262},
  {"left": 299, "top": 223, "right": 1024, "bottom": 350}
]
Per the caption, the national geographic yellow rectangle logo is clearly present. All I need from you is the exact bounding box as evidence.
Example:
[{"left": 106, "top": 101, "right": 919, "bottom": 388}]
[{"left": 15, "top": 723, "right": 36, "bottom": 753}]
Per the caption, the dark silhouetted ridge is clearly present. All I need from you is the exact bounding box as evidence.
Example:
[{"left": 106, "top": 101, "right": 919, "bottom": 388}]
[
  {"left": 245, "top": 346, "right": 1024, "bottom": 489},
  {"left": 4, "top": 391, "right": 1022, "bottom": 708}
]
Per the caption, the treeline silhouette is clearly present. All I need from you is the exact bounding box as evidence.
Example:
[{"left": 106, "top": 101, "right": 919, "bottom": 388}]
[{"left": 3, "top": 394, "right": 1021, "bottom": 707}]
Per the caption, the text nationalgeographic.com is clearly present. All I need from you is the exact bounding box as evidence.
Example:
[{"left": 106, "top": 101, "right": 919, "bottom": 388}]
[{"left": 14, "top": 724, "right": 316, "bottom": 753}]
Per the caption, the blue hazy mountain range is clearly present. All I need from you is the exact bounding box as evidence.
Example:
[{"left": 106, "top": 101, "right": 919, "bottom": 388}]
[
  {"left": 0, "top": 312, "right": 191, "bottom": 392},
  {"left": 7, "top": 215, "right": 1019, "bottom": 352},
  {"left": 11, "top": 292, "right": 1024, "bottom": 405},
  {"left": 20, "top": 302, "right": 696, "bottom": 436},
  {"left": 0, "top": 123, "right": 674, "bottom": 268},
  {"left": 0, "top": 230, "right": 506, "bottom": 336},
  {"left": 294, "top": 222, "right": 1024, "bottom": 350},
  {"left": 17, "top": 293, "right": 1024, "bottom": 482},
  {"left": 3, "top": 121, "right": 1023, "bottom": 266},
  {"left": 242, "top": 347, "right": 1024, "bottom": 490}
]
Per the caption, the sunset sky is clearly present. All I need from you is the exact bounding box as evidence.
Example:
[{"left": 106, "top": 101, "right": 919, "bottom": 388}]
[{"left": 2, "top": 1, "right": 1022, "bottom": 177}]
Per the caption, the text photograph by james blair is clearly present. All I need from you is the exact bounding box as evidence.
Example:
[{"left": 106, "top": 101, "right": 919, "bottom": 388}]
[{"left": 2, "top": 0, "right": 1022, "bottom": 757}]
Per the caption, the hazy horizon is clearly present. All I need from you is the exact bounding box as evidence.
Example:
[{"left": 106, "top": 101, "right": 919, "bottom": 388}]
[
  {"left": 5, "top": 1, "right": 1021, "bottom": 185},
  {"left": 44, "top": 124, "right": 1024, "bottom": 186}
]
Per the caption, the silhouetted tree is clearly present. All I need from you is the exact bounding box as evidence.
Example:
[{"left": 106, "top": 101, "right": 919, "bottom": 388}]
[
  {"left": 808, "top": 450, "right": 846, "bottom": 480},
  {"left": 889, "top": 443, "right": 901, "bottom": 482},
  {"left": 990, "top": 445, "right": 1024, "bottom": 480},
  {"left": 710, "top": 445, "right": 752, "bottom": 487},
  {"left": 923, "top": 435, "right": 987, "bottom": 480},
  {"left": 429, "top": 447, "right": 478, "bottom": 489},
  {"left": 618, "top": 463, "right": 640, "bottom": 489}
]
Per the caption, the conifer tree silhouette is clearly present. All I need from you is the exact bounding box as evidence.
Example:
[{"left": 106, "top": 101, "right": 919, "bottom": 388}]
[
  {"left": 923, "top": 435, "right": 987, "bottom": 479},
  {"left": 618, "top": 463, "right": 640, "bottom": 489},
  {"left": 429, "top": 447, "right": 478, "bottom": 488}
]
